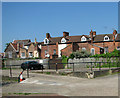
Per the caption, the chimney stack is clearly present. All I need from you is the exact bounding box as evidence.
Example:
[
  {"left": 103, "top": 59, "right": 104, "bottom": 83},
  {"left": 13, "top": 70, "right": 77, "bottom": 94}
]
[
  {"left": 90, "top": 30, "right": 93, "bottom": 44},
  {"left": 113, "top": 30, "right": 117, "bottom": 35},
  {"left": 17, "top": 43, "right": 20, "bottom": 51},
  {"left": 35, "top": 38, "right": 37, "bottom": 44},
  {"left": 93, "top": 31, "right": 96, "bottom": 37},
  {"left": 63, "top": 32, "right": 69, "bottom": 37},
  {"left": 46, "top": 33, "right": 50, "bottom": 39},
  {"left": 113, "top": 30, "right": 117, "bottom": 49}
]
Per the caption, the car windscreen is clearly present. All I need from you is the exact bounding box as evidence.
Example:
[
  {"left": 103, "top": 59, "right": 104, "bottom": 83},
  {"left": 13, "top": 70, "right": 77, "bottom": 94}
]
[{"left": 29, "top": 61, "right": 38, "bottom": 64}]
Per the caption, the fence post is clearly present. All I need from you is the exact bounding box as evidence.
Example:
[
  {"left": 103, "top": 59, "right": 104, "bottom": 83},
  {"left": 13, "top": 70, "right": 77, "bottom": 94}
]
[
  {"left": 56, "top": 63, "right": 58, "bottom": 71},
  {"left": 91, "top": 62, "right": 92, "bottom": 71},
  {"left": 10, "top": 65, "right": 12, "bottom": 77},
  {"left": 27, "top": 67, "right": 29, "bottom": 78},
  {"left": 73, "top": 63, "right": 74, "bottom": 72}
]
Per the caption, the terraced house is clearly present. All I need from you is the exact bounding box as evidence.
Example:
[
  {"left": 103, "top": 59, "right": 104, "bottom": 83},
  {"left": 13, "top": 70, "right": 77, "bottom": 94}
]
[
  {"left": 4, "top": 30, "right": 120, "bottom": 59},
  {"left": 40, "top": 30, "right": 120, "bottom": 59}
]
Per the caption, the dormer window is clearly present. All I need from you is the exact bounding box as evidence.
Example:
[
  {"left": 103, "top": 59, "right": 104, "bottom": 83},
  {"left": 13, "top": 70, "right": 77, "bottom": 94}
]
[
  {"left": 61, "top": 38, "right": 67, "bottom": 43},
  {"left": 81, "top": 36, "right": 87, "bottom": 41},
  {"left": 104, "top": 36, "right": 109, "bottom": 41},
  {"left": 44, "top": 38, "right": 49, "bottom": 44}
]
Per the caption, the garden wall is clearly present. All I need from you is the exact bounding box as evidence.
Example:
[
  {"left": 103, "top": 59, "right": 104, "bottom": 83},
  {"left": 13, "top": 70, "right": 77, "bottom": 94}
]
[
  {"left": 4, "top": 59, "right": 49, "bottom": 69},
  {"left": 68, "top": 57, "right": 119, "bottom": 70}
]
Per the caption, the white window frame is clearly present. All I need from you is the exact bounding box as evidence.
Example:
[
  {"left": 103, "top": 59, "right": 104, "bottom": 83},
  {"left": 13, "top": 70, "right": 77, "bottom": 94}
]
[
  {"left": 29, "top": 52, "right": 33, "bottom": 58},
  {"left": 61, "top": 38, "right": 67, "bottom": 43},
  {"left": 53, "top": 49, "right": 56, "bottom": 55},
  {"left": 44, "top": 38, "right": 49, "bottom": 44},
  {"left": 45, "top": 50, "right": 48, "bottom": 55},
  {"left": 117, "top": 46, "right": 120, "bottom": 50},
  {"left": 21, "top": 52, "right": 25, "bottom": 58},
  {"left": 82, "top": 47, "right": 86, "bottom": 51},
  {"left": 104, "top": 47, "right": 108, "bottom": 53},
  {"left": 91, "top": 48, "right": 95, "bottom": 55},
  {"left": 8, "top": 52, "right": 12, "bottom": 58},
  {"left": 81, "top": 36, "right": 87, "bottom": 41},
  {"left": 104, "top": 36, "right": 109, "bottom": 41}
]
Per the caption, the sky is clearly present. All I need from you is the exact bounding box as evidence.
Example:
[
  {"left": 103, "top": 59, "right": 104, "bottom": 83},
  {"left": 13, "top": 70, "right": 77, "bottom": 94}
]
[{"left": 2, "top": 2, "right": 119, "bottom": 52}]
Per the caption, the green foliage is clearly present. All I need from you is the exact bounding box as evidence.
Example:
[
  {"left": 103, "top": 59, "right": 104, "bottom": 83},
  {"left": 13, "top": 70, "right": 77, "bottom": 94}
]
[
  {"left": 91, "top": 49, "right": 120, "bottom": 58},
  {"left": 69, "top": 50, "right": 91, "bottom": 59},
  {"left": 5, "top": 43, "right": 9, "bottom": 48},
  {"left": 62, "top": 55, "right": 69, "bottom": 67},
  {"left": 46, "top": 72, "right": 51, "bottom": 74},
  {"left": 69, "top": 53, "right": 75, "bottom": 59},
  {"left": 33, "top": 57, "right": 41, "bottom": 59}
]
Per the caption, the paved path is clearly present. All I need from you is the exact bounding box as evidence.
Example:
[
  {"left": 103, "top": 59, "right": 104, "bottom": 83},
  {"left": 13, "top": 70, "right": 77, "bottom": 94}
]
[{"left": 2, "top": 69, "right": 119, "bottom": 96}]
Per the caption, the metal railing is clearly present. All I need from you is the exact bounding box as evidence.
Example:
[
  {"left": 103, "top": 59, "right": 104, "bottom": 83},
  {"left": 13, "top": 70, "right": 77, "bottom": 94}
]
[{"left": 4, "top": 61, "right": 120, "bottom": 79}]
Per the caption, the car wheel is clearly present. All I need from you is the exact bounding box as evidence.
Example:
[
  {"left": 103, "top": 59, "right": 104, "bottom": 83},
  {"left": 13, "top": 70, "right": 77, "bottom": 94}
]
[{"left": 30, "top": 66, "right": 34, "bottom": 70}]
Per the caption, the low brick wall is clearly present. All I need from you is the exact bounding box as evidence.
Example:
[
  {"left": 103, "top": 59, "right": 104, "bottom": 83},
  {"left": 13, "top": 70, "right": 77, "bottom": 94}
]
[{"left": 48, "top": 59, "right": 63, "bottom": 69}]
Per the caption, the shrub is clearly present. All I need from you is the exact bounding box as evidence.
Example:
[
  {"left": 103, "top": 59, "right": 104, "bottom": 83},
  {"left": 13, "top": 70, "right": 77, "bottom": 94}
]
[
  {"left": 62, "top": 55, "right": 69, "bottom": 67},
  {"left": 69, "top": 50, "right": 91, "bottom": 59},
  {"left": 69, "top": 53, "right": 75, "bottom": 59}
]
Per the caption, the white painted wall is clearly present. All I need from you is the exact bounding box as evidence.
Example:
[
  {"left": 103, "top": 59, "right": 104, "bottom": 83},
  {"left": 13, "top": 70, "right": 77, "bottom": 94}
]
[
  {"left": 58, "top": 44, "right": 67, "bottom": 57},
  {"left": 38, "top": 45, "right": 41, "bottom": 49},
  {"left": 24, "top": 46, "right": 28, "bottom": 49},
  {"left": 34, "top": 51, "right": 39, "bottom": 57}
]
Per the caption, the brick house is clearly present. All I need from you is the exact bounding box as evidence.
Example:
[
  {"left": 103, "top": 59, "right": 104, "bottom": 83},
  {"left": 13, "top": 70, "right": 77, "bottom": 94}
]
[
  {"left": 40, "top": 30, "right": 120, "bottom": 59},
  {"left": 4, "top": 30, "right": 120, "bottom": 59},
  {"left": 4, "top": 39, "right": 31, "bottom": 58},
  {"left": 23, "top": 41, "right": 42, "bottom": 58}
]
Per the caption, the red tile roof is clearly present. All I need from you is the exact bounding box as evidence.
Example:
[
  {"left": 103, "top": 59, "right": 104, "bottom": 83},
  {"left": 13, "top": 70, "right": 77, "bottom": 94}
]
[{"left": 11, "top": 43, "right": 17, "bottom": 50}]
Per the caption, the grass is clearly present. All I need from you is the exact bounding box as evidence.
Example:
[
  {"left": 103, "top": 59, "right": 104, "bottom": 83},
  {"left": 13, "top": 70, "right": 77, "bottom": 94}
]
[
  {"left": 2, "top": 68, "right": 10, "bottom": 70},
  {"left": 45, "top": 72, "right": 51, "bottom": 75},
  {"left": 2, "top": 76, "right": 18, "bottom": 86}
]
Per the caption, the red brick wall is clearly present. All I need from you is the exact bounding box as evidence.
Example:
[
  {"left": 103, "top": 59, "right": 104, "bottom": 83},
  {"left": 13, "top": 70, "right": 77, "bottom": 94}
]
[
  {"left": 20, "top": 48, "right": 27, "bottom": 58},
  {"left": 61, "top": 44, "right": 73, "bottom": 57},
  {"left": 41, "top": 41, "right": 120, "bottom": 59},
  {"left": 41, "top": 44, "right": 58, "bottom": 59},
  {"left": 77, "top": 42, "right": 91, "bottom": 52}
]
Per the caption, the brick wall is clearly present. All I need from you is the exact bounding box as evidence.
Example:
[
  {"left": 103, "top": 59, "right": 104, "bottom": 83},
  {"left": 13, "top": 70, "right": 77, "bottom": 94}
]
[
  {"left": 77, "top": 42, "right": 90, "bottom": 52},
  {"left": 20, "top": 48, "right": 27, "bottom": 58},
  {"left": 48, "top": 59, "right": 63, "bottom": 69},
  {"left": 41, "top": 44, "right": 58, "bottom": 59},
  {"left": 28, "top": 44, "right": 35, "bottom": 57},
  {"left": 61, "top": 44, "right": 73, "bottom": 57}
]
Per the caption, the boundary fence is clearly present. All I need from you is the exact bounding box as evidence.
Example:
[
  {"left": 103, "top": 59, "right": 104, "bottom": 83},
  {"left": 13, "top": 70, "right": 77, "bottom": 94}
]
[{"left": 5, "top": 61, "right": 120, "bottom": 79}]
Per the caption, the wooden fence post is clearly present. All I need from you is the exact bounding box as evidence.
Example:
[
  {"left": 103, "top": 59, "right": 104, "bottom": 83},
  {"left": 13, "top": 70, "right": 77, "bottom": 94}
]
[
  {"left": 10, "top": 65, "right": 12, "bottom": 77},
  {"left": 56, "top": 63, "right": 58, "bottom": 71}
]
